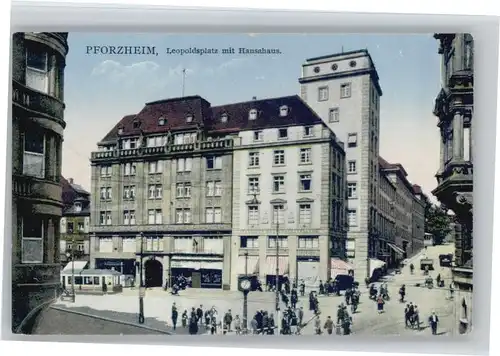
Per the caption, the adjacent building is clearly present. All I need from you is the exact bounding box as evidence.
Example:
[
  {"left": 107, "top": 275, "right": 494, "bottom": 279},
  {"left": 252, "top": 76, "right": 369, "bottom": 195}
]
[
  {"left": 432, "top": 33, "right": 473, "bottom": 332},
  {"left": 376, "top": 162, "right": 397, "bottom": 267},
  {"left": 411, "top": 184, "right": 428, "bottom": 254},
  {"left": 60, "top": 177, "right": 91, "bottom": 265},
  {"left": 228, "top": 96, "right": 347, "bottom": 291},
  {"left": 11, "top": 32, "right": 69, "bottom": 332}
]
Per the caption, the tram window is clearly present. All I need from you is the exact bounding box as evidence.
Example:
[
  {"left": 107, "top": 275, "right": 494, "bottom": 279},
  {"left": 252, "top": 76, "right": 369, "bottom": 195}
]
[
  {"left": 75, "top": 276, "right": 83, "bottom": 285},
  {"left": 93, "top": 277, "right": 100, "bottom": 284},
  {"left": 84, "top": 277, "right": 92, "bottom": 285}
]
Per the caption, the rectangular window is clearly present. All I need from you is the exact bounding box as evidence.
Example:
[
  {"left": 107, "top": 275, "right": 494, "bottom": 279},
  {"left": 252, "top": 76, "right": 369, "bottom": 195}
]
[
  {"left": 175, "top": 209, "right": 191, "bottom": 224},
  {"left": 340, "top": 83, "right": 351, "bottom": 98},
  {"left": 298, "top": 204, "right": 312, "bottom": 224},
  {"left": 304, "top": 126, "right": 313, "bottom": 137},
  {"left": 298, "top": 236, "right": 319, "bottom": 249},
  {"left": 100, "top": 187, "right": 106, "bottom": 200},
  {"left": 147, "top": 209, "right": 162, "bottom": 224},
  {"left": 273, "top": 150, "right": 285, "bottom": 165},
  {"left": 99, "top": 211, "right": 112, "bottom": 225},
  {"left": 273, "top": 175, "right": 285, "bottom": 193},
  {"left": 268, "top": 236, "right": 288, "bottom": 248},
  {"left": 21, "top": 217, "right": 44, "bottom": 263},
  {"left": 249, "top": 152, "right": 260, "bottom": 167},
  {"left": 253, "top": 130, "right": 263, "bottom": 141},
  {"left": 272, "top": 204, "right": 285, "bottom": 224},
  {"left": 240, "top": 236, "right": 259, "bottom": 248},
  {"left": 206, "top": 156, "right": 223, "bottom": 170},
  {"left": 123, "top": 210, "right": 132, "bottom": 225},
  {"left": 23, "top": 132, "right": 45, "bottom": 178},
  {"left": 348, "top": 160, "right": 357, "bottom": 174},
  {"left": 100, "top": 165, "right": 112, "bottom": 177},
  {"left": 329, "top": 108, "right": 339, "bottom": 123},
  {"left": 248, "top": 176, "right": 260, "bottom": 194},
  {"left": 177, "top": 158, "right": 192, "bottom": 172},
  {"left": 176, "top": 183, "right": 191, "bottom": 198},
  {"left": 348, "top": 209, "right": 357, "bottom": 226},
  {"left": 347, "top": 182, "right": 357, "bottom": 199},
  {"left": 123, "top": 163, "right": 136, "bottom": 176},
  {"left": 318, "top": 86, "right": 329, "bottom": 101},
  {"left": 248, "top": 206, "right": 259, "bottom": 225},
  {"left": 98, "top": 237, "right": 113, "bottom": 253},
  {"left": 123, "top": 185, "right": 136, "bottom": 199},
  {"left": 214, "top": 181, "right": 222, "bottom": 196},
  {"left": 299, "top": 174, "right": 312, "bottom": 191},
  {"left": 205, "top": 207, "right": 222, "bottom": 224},
  {"left": 300, "top": 148, "right": 311, "bottom": 164},
  {"left": 347, "top": 133, "right": 358, "bottom": 148},
  {"left": 278, "top": 128, "right": 288, "bottom": 139},
  {"left": 206, "top": 181, "right": 214, "bottom": 196},
  {"left": 26, "top": 49, "right": 49, "bottom": 93},
  {"left": 148, "top": 161, "right": 163, "bottom": 174},
  {"left": 105, "top": 187, "right": 112, "bottom": 200}
]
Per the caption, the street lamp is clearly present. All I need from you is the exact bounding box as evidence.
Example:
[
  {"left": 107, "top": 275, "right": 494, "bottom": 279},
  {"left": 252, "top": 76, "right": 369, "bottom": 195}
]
[
  {"left": 243, "top": 251, "right": 249, "bottom": 332},
  {"left": 138, "top": 232, "right": 145, "bottom": 324},
  {"left": 65, "top": 242, "right": 75, "bottom": 303},
  {"left": 273, "top": 203, "right": 284, "bottom": 336}
]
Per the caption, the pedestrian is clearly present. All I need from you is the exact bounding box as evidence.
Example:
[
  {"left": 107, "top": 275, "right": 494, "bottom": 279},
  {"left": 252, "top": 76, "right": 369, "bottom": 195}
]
[
  {"left": 404, "top": 304, "right": 410, "bottom": 328},
  {"left": 297, "top": 306, "right": 304, "bottom": 327},
  {"left": 324, "top": 316, "right": 334, "bottom": 335},
  {"left": 189, "top": 315, "right": 198, "bottom": 335},
  {"left": 251, "top": 317, "right": 258, "bottom": 334},
  {"left": 449, "top": 283, "right": 455, "bottom": 300},
  {"left": 181, "top": 310, "right": 188, "bottom": 328},
  {"left": 314, "top": 315, "right": 322, "bottom": 335},
  {"left": 196, "top": 305, "right": 203, "bottom": 325},
  {"left": 428, "top": 311, "right": 439, "bottom": 335},
  {"left": 409, "top": 263, "right": 414, "bottom": 275},
  {"left": 376, "top": 295, "right": 385, "bottom": 314},
  {"left": 234, "top": 315, "right": 241, "bottom": 335},
  {"left": 171, "top": 302, "right": 178, "bottom": 330},
  {"left": 336, "top": 304, "right": 345, "bottom": 324},
  {"left": 299, "top": 280, "right": 305, "bottom": 297},
  {"left": 413, "top": 305, "right": 420, "bottom": 330},
  {"left": 223, "top": 309, "right": 233, "bottom": 333}
]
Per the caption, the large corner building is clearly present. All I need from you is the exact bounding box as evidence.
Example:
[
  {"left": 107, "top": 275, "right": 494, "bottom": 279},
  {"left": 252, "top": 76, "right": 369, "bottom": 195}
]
[{"left": 11, "top": 32, "right": 69, "bottom": 332}]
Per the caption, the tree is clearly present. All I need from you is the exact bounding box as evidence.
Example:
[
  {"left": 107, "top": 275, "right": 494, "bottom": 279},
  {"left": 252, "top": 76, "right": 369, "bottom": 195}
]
[{"left": 425, "top": 204, "right": 453, "bottom": 245}]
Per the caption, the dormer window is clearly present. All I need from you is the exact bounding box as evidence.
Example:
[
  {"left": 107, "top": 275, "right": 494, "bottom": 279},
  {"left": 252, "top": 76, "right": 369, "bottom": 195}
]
[
  {"left": 158, "top": 117, "right": 166, "bottom": 126},
  {"left": 133, "top": 120, "right": 140, "bottom": 129},
  {"left": 221, "top": 113, "right": 228, "bottom": 123},
  {"left": 117, "top": 127, "right": 124, "bottom": 135},
  {"left": 279, "top": 105, "right": 289, "bottom": 117},
  {"left": 249, "top": 109, "right": 258, "bottom": 120},
  {"left": 74, "top": 202, "right": 82, "bottom": 213},
  {"left": 186, "top": 115, "right": 193, "bottom": 123}
]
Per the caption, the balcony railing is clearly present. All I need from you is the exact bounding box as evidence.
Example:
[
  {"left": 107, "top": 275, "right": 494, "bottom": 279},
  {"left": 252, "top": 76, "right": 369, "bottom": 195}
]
[
  {"left": 12, "top": 80, "right": 65, "bottom": 121},
  {"left": 91, "top": 138, "right": 234, "bottom": 161},
  {"left": 296, "top": 248, "right": 320, "bottom": 257},
  {"left": 13, "top": 174, "right": 62, "bottom": 203},
  {"left": 172, "top": 248, "right": 224, "bottom": 254}
]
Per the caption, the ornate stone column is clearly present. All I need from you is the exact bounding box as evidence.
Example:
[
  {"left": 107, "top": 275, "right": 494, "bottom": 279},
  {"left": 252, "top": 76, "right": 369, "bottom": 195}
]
[
  {"left": 48, "top": 54, "right": 57, "bottom": 97},
  {"left": 439, "top": 125, "right": 446, "bottom": 171},
  {"left": 453, "top": 110, "right": 464, "bottom": 161}
]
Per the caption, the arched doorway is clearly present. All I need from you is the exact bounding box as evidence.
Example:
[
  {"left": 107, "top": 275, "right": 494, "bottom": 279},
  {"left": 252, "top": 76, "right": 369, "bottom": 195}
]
[{"left": 145, "top": 259, "right": 163, "bottom": 287}]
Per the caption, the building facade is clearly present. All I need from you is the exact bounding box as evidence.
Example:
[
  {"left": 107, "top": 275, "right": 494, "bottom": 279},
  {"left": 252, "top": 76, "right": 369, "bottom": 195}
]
[
  {"left": 431, "top": 33, "right": 473, "bottom": 332},
  {"left": 376, "top": 163, "right": 398, "bottom": 266},
  {"left": 411, "top": 184, "right": 428, "bottom": 254},
  {"left": 89, "top": 96, "right": 233, "bottom": 290},
  {"left": 228, "top": 96, "right": 347, "bottom": 291},
  {"left": 11, "top": 32, "right": 69, "bottom": 332},
  {"left": 299, "top": 50, "right": 383, "bottom": 279},
  {"left": 60, "top": 177, "right": 91, "bottom": 265},
  {"left": 379, "top": 158, "right": 416, "bottom": 259}
]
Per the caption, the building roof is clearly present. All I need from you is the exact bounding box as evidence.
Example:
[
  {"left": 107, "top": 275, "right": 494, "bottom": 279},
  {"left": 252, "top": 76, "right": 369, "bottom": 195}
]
[
  {"left": 98, "top": 95, "right": 327, "bottom": 143},
  {"left": 62, "top": 261, "right": 89, "bottom": 272}
]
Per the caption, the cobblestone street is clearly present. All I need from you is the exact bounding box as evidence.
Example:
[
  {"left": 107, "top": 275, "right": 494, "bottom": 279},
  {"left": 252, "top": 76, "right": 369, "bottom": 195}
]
[{"left": 52, "top": 245, "right": 459, "bottom": 336}]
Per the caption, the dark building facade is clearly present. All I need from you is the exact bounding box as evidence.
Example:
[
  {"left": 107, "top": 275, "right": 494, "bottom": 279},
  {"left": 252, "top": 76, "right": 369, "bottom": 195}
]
[
  {"left": 432, "top": 33, "right": 473, "bottom": 331},
  {"left": 60, "top": 177, "right": 91, "bottom": 266},
  {"left": 11, "top": 32, "right": 69, "bottom": 333}
]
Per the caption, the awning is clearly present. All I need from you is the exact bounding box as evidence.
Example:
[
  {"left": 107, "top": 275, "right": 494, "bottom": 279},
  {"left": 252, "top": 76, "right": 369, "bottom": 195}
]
[
  {"left": 370, "top": 258, "right": 386, "bottom": 277},
  {"left": 63, "top": 261, "right": 88, "bottom": 272},
  {"left": 265, "top": 256, "right": 289, "bottom": 275},
  {"left": 387, "top": 243, "right": 405, "bottom": 255},
  {"left": 237, "top": 255, "right": 259, "bottom": 275},
  {"left": 331, "top": 258, "right": 353, "bottom": 278}
]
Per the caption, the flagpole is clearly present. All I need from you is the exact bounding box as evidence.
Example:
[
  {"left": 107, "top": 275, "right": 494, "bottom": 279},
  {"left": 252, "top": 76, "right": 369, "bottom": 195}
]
[{"left": 182, "top": 68, "right": 186, "bottom": 97}]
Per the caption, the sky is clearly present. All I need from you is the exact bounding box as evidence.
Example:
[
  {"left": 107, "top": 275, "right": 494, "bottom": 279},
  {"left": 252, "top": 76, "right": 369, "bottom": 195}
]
[{"left": 62, "top": 33, "right": 441, "bottom": 201}]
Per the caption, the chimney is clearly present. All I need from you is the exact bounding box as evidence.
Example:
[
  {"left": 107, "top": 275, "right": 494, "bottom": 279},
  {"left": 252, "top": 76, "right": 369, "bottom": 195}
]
[
  {"left": 252, "top": 96, "right": 257, "bottom": 100},
  {"left": 69, "top": 178, "right": 74, "bottom": 184}
]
